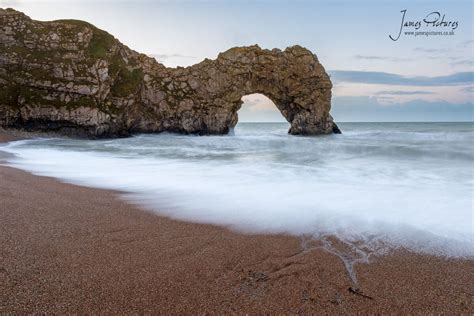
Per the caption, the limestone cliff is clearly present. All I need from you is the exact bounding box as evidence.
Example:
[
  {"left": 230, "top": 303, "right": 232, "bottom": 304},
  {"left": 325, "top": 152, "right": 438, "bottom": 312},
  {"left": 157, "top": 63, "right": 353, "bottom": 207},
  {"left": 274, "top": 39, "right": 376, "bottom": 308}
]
[{"left": 0, "top": 8, "right": 340, "bottom": 137}]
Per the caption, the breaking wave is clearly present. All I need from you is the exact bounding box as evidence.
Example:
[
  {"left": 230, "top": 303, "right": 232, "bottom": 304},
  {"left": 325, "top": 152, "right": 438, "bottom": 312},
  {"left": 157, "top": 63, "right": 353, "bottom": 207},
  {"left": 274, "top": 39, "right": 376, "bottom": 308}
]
[{"left": 1, "top": 122, "right": 472, "bottom": 258}]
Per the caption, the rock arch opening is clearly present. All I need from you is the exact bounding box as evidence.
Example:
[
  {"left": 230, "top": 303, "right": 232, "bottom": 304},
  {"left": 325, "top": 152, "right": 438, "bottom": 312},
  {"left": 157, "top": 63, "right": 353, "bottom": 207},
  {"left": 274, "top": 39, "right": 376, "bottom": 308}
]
[{"left": 237, "top": 93, "right": 289, "bottom": 124}]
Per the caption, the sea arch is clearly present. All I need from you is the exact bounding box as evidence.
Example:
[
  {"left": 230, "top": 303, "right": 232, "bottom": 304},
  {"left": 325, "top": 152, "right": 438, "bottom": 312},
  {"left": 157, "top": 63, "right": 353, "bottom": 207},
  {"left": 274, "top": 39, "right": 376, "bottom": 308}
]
[{"left": 162, "top": 45, "right": 340, "bottom": 135}]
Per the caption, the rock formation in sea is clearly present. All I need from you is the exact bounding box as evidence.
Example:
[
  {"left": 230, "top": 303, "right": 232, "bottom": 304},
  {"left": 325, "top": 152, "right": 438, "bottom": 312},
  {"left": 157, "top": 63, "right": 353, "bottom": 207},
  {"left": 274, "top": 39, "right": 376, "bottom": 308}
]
[{"left": 0, "top": 8, "right": 340, "bottom": 137}]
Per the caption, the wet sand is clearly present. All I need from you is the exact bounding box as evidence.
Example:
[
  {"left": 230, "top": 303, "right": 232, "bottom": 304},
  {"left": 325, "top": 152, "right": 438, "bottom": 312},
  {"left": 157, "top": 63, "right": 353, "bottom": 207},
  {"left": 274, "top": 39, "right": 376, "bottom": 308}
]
[{"left": 0, "top": 129, "right": 472, "bottom": 314}]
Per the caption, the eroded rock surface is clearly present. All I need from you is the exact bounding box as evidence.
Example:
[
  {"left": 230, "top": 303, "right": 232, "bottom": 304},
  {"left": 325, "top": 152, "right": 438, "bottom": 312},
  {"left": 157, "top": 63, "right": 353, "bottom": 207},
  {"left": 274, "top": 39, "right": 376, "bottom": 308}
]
[{"left": 0, "top": 8, "right": 340, "bottom": 137}]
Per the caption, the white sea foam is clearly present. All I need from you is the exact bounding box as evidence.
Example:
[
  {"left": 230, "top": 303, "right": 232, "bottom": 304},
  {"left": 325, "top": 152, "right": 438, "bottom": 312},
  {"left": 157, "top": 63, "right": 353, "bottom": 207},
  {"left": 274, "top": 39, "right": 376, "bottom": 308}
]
[{"left": 1, "top": 122, "right": 473, "bottom": 258}]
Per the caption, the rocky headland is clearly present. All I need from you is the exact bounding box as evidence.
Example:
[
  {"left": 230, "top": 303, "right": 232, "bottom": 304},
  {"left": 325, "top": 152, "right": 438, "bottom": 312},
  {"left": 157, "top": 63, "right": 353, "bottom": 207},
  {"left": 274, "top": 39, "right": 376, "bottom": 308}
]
[{"left": 0, "top": 8, "right": 340, "bottom": 137}]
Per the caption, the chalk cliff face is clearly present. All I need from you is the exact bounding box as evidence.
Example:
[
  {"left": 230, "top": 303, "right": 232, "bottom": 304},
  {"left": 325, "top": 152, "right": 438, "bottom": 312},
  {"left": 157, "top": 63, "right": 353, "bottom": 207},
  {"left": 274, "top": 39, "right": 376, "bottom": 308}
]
[{"left": 0, "top": 8, "right": 340, "bottom": 137}]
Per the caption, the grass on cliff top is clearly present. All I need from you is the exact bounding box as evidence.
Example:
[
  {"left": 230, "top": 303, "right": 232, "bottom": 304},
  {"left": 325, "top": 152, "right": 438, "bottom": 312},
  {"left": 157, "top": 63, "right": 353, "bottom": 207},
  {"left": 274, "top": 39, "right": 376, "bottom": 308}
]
[
  {"left": 87, "top": 29, "right": 117, "bottom": 59},
  {"left": 5, "top": 16, "right": 144, "bottom": 103},
  {"left": 46, "top": 19, "right": 117, "bottom": 59}
]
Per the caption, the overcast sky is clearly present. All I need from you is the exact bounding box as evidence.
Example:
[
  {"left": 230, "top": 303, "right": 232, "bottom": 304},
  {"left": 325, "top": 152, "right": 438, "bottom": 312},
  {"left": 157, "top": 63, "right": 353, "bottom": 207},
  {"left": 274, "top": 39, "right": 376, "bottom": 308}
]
[{"left": 2, "top": 0, "right": 473, "bottom": 122}]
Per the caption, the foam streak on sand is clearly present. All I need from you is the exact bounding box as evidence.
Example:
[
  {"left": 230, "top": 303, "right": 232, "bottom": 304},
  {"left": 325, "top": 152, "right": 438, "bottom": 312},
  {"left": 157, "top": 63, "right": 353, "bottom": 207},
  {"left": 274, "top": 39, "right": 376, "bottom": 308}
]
[{"left": 1, "top": 123, "right": 473, "bottom": 259}]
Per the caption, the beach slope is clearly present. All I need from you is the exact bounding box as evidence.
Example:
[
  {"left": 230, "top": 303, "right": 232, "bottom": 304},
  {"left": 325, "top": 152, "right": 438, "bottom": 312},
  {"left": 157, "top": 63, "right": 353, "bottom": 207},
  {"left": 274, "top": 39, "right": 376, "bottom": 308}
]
[{"left": 0, "top": 131, "right": 472, "bottom": 313}]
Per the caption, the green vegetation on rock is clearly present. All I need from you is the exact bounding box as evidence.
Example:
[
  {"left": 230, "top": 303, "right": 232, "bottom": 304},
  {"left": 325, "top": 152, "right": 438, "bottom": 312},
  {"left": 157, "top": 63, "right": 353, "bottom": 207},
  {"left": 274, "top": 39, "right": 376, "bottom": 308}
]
[
  {"left": 111, "top": 68, "right": 143, "bottom": 97},
  {"left": 0, "top": 85, "right": 21, "bottom": 108},
  {"left": 87, "top": 29, "right": 116, "bottom": 59}
]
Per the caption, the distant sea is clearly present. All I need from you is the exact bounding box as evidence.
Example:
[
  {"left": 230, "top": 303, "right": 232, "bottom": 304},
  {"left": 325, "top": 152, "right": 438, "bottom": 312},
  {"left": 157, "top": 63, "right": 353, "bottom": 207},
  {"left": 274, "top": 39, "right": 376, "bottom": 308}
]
[{"left": 1, "top": 122, "right": 472, "bottom": 258}]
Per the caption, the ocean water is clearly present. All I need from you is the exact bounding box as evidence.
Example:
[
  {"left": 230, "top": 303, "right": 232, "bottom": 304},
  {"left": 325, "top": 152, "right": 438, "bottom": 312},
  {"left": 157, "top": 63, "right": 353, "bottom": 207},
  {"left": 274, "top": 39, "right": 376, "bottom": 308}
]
[{"left": 1, "top": 122, "right": 473, "bottom": 258}]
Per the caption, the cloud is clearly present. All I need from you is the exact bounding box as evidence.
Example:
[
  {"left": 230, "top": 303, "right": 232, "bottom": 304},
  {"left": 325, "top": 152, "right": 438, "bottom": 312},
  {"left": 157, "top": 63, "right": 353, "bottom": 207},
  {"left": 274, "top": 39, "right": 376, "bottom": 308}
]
[
  {"left": 354, "top": 55, "right": 411, "bottom": 62},
  {"left": 0, "top": 0, "right": 21, "bottom": 6},
  {"left": 413, "top": 47, "right": 450, "bottom": 54},
  {"left": 241, "top": 94, "right": 275, "bottom": 111},
  {"left": 331, "top": 96, "right": 473, "bottom": 122},
  {"left": 239, "top": 93, "right": 286, "bottom": 122},
  {"left": 460, "top": 86, "right": 474, "bottom": 93},
  {"left": 329, "top": 70, "right": 473, "bottom": 86},
  {"left": 459, "top": 40, "right": 474, "bottom": 48},
  {"left": 147, "top": 53, "right": 195, "bottom": 61},
  {"left": 408, "top": 56, "right": 473, "bottom": 68},
  {"left": 412, "top": 46, "right": 472, "bottom": 67},
  {"left": 375, "top": 90, "right": 434, "bottom": 96},
  {"left": 450, "top": 59, "right": 474, "bottom": 67}
]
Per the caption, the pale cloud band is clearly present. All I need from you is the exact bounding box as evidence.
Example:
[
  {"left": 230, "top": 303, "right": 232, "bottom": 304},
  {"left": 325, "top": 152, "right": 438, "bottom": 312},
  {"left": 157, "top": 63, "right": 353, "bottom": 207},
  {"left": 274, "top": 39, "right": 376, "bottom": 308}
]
[
  {"left": 331, "top": 96, "right": 473, "bottom": 122},
  {"left": 375, "top": 90, "right": 435, "bottom": 95},
  {"left": 330, "top": 71, "right": 473, "bottom": 86}
]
